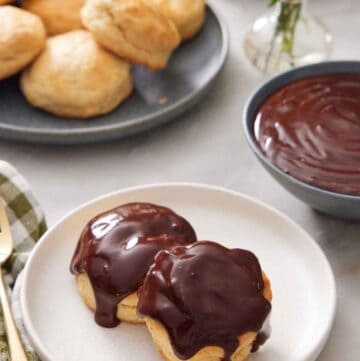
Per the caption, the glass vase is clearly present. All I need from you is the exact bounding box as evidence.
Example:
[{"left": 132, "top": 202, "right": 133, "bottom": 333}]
[{"left": 244, "top": 0, "right": 333, "bottom": 76}]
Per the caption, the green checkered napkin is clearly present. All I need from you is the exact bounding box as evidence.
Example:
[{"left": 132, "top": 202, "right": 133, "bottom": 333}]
[{"left": 0, "top": 160, "right": 47, "bottom": 361}]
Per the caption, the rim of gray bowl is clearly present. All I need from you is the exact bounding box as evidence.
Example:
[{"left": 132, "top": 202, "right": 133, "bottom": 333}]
[{"left": 243, "top": 60, "right": 360, "bottom": 202}]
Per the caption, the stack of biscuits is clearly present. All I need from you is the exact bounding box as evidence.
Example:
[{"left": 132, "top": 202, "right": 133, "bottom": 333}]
[{"left": 0, "top": 0, "right": 206, "bottom": 119}]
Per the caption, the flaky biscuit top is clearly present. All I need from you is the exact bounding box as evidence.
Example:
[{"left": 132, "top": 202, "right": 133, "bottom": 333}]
[{"left": 84, "top": 0, "right": 180, "bottom": 50}]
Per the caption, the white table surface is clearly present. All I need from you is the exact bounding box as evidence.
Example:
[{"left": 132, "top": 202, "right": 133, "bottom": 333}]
[{"left": 1, "top": 0, "right": 360, "bottom": 359}]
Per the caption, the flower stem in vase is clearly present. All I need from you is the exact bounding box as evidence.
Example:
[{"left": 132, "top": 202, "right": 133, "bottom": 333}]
[
  {"left": 244, "top": 0, "right": 332, "bottom": 75},
  {"left": 265, "top": 0, "right": 302, "bottom": 73}
]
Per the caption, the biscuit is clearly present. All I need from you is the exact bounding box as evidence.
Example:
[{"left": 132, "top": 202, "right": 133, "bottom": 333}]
[
  {"left": 144, "top": 0, "right": 205, "bottom": 41},
  {"left": 20, "top": 30, "right": 133, "bottom": 119},
  {"left": 145, "top": 319, "right": 258, "bottom": 361},
  {"left": 138, "top": 242, "right": 273, "bottom": 361},
  {"left": 0, "top": 0, "right": 12, "bottom": 4},
  {"left": 76, "top": 273, "right": 143, "bottom": 324},
  {"left": 22, "top": 0, "right": 84, "bottom": 35},
  {"left": 81, "top": 0, "right": 181, "bottom": 70},
  {"left": 0, "top": 6, "right": 46, "bottom": 80},
  {"left": 70, "top": 202, "right": 197, "bottom": 326},
  {"left": 143, "top": 273, "right": 272, "bottom": 361}
]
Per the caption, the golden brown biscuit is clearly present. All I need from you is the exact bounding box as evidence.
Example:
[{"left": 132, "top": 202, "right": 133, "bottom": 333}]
[
  {"left": 144, "top": 0, "right": 205, "bottom": 41},
  {"left": 81, "top": 0, "right": 181, "bottom": 70},
  {"left": 144, "top": 274, "right": 272, "bottom": 361},
  {"left": 0, "top": 0, "right": 12, "bottom": 4},
  {"left": 138, "top": 242, "right": 273, "bottom": 361},
  {"left": 22, "top": 0, "right": 84, "bottom": 35},
  {"left": 76, "top": 273, "right": 143, "bottom": 324},
  {"left": 0, "top": 6, "right": 46, "bottom": 80},
  {"left": 20, "top": 30, "right": 133, "bottom": 119},
  {"left": 145, "top": 319, "right": 258, "bottom": 361},
  {"left": 70, "top": 203, "right": 197, "bottom": 326}
]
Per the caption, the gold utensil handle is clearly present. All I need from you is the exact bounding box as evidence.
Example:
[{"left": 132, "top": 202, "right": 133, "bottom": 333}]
[{"left": 0, "top": 270, "right": 28, "bottom": 361}]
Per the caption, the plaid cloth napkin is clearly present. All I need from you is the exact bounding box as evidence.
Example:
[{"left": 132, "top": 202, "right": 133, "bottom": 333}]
[{"left": 0, "top": 160, "right": 47, "bottom": 361}]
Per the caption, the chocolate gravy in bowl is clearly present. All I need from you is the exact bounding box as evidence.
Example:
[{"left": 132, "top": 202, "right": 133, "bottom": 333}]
[
  {"left": 255, "top": 74, "right": 360, "bottom": 196},
  {"left": 243, "top": 61, "right": 360, "bottom": 219}
]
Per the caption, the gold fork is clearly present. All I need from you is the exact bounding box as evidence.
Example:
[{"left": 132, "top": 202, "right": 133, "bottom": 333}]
[{"left": 0, "top": 199, "right": 28, "bottom": 361}]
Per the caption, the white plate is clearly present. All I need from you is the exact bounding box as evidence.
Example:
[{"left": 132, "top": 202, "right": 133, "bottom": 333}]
[{"left": 21, "top": 184, "right": 336, "bottom": 361}]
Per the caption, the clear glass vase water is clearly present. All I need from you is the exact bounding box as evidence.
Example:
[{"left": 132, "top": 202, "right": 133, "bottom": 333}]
[{"left": 244, "top": 0, "right": 333, "bottom": 75}]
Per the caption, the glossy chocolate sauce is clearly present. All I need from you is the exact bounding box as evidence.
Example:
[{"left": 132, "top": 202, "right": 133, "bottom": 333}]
[
  {"left": 137, "top": 241, "right": 271, "bottom": 360},
  {"left": 251, "top": 316, "right": 271, "bottom": 353},
  {"left": 70, "top": 203, "right": 197, "bottom": 328},
  {"left": 255, "top": 74, "right": 360, "bottom": 195}
]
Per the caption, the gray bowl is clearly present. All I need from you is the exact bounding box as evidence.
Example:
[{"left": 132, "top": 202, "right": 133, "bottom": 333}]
[{"left": 243, "top": 61, "right": 360, "bottom": 220}]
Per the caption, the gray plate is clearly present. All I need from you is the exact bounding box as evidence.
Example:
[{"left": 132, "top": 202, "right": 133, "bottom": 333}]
[{"left": 0, "top": 5, "right": 228, "bottom": 144}]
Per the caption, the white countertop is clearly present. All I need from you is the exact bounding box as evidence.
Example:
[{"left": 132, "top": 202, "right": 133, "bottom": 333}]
[{"left": 1, "top": 0, "right": 360, "bottom": 359}]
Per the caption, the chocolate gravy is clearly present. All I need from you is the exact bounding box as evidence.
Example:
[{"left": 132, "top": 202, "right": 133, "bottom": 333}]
[
  {"left": 137, "top": 241, "right": 271, "bottom": 360},
  {"left": 70, "top": 203, "right": 197, "bottom": 328},
  {"left": 251, "top": 316, "right": 271, "bottom": 353},
  {"left": 255, "top": 74, "right": 360, "bottom": 195}
]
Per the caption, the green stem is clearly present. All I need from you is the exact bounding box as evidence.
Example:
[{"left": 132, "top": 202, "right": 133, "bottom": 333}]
[
  {"left": 277, "top": 1, "right": 302, "bottom": 54},
  {"left": 265, "top": 0, "right": 302, "bottom": 72}
]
